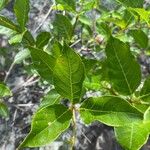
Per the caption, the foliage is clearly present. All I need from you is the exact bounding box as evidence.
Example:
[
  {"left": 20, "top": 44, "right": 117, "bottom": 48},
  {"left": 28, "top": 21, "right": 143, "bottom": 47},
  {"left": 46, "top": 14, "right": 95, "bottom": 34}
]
[{"left": 0, "top": 0, "right": 150, "bottom": 150}]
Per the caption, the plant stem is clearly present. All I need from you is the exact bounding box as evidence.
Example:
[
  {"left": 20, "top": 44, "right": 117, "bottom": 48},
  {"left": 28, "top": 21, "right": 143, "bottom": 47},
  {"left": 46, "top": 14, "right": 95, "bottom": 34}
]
[{"left": 71, "top": 105, "right": 77, "bottom": 150}]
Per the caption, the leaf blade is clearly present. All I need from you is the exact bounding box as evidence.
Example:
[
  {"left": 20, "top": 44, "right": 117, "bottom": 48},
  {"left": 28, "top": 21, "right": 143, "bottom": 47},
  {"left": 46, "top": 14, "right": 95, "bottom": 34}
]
[
  {"left": 19, "top": 104, "right": 72, "bottom": 148},
  {"left": 105, "top": 37, "right": 141, "bottom": 95},
  {"left": 0, "top": 15, "right": 20, "bottom": 32},
  {"left": 28, "top": 46, "right": 55, "bottom": 83},
  {"left": 53, "top": 44, "right": 85, "bottom": 103},
  {"left": 14, "top": 0, "right": 30, "bottom": 30},
  {"left": 115, "top": 122, "right": 150, "bottom": 150},
  {"left": 80, "top": 96, "right": 143, "bottom": 126}
]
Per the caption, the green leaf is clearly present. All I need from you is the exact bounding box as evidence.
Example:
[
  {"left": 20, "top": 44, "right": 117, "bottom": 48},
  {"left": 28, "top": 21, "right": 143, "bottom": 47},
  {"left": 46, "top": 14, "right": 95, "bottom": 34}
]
[
  {"left": 49, "top": 40, "right": 62, "bottom": 58},
  {"left": 105, "top": 36, "right": 141, "bottom": 95},
  {"left": 0, "top": 25, "right": 16, "bottom": 38},
  {"left": 82, "top": 0, "right": 99, "bottom": 11},
  {"left": 116, "top": 0, "right": 144, "bottom": 8},
  {"left": 53, "top": 14, "right": 73, "bottom": 41},
  {"left": 0, "top": 15, "right": 20, "bottom": 32},
  {"left": 80, "top": 96, "right": 143, "bottom": 126},
  {"left": 0, "top": 102, "right": 9, "bottom": 117},
  {"left": 0, "top": 84, "right": 12, "bottom": 97},
  {"left": 129, "top": 29, "right": 148, "bottom": 48},
  {"left": 19, "top": 104, "right": 72, "bottom": 148},
  {"left": 40, "top": 89, "right": 61, "bottom": 108},
  {"left": 14, "top": 0, "right": 29, "bottom": 31},
  {"left": 22, "top": 30, "right": 35, "bottom": 46},
  {"left": 129, "top": 8, "right": 150, "bottom": 24},
  {"left": 36, "top": 32, "right": 51, "bottom": 49},
  {"left": 79, "top": 15, "right": 92, "bottom": 26},
  {"left": 53, "top": 44, "right": 85, "bottom": 103},
  {"left": 115, "top": 122, "right": 150, "bottom": 150},
  {"left": 140, "top": 76, "right": 150, "bottom": 102},
  {"left": 144, "top": 107, "right": 150, "bottom": 122},
  {"left": 8, "top": 33, "right": 23, "bottom": 44},
  {"left": 96, "top": 22, "right": 111, "bottom": 39},
  {"left": 84, "top": 76, "right": 101, "bottom": 90},
  {"left": 14, "top": 49, "right": 30, "bottom": 64},
  {"left": 56, "top": 0, "right": 76, "bottom": 11},
  {"left": 28, "top": 46, "right": 56, "bottom": 83},
  {"left": 0, "top": 0, "right": 9, "bottom": 10}
]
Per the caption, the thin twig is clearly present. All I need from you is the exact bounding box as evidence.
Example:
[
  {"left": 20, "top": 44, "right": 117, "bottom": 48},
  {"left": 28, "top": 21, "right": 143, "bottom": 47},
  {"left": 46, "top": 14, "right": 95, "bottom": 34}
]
[
  {"left": 4, "top": 62, "right": 15, "bottom": 83},
  {"left": 70, "top": 39, "right": 81, "bottom": 48},
  {"left": 34, "top": 4, "right": 54, "bottom": 33}
]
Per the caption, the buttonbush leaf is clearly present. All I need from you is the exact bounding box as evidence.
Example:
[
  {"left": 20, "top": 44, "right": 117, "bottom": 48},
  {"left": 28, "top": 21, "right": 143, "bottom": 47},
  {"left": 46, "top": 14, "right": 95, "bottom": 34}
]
[
  {"left": 0, "top": 0, "right": 9, "bottom": 10},
  {"left": 0, "top": 15, "right": 20, "bottom": 32},
  {"left": 40, "top": 89, "right": 61, "bottom": 108},
  {"left": 116, "top": 0, "right": 144, "bottom": 8},
  {"left": 53, "top": 44, "right": 85, "bottom": 103},
  {"left": 22, "top": 30, "right": 35, "bottom": 46},
  {"left": 105, "top": 37, "right": 141, "bottom": 95},
  {"left": 80, "top": 96, "right": 143, "bottom": 126},
  {"left": 144, "top": 107, "right": 150, "bottom": 122},
  {"left": 56, "top": 0, "right": 76, "bottom": 11},
  {"left": 19, "top": 104, "right": 72, "bottom": 148},
  {"left": 129, "top": 29, "right": 148, "bottom": 48},
  {"left": 14, "top": 0, "right": 29, "bottom": 31},
  {"left": 14, "top": 49, "right": 30, "bottom": 64},
  {"left": 129, "top": 8, "right": 150, "bottom": 24},
  {"left": 115, "top": 122, "right": 150, "bottom": 150},
  {"left": 28, "top": 46, "right": 55, "bottom": 83},
  {"left": 49, "top": 40, "right": 62, "bottom": 58},
  {"left": 0, "top": 84, "right": 12, "bottom": 97},
  {"left": 8, "top": 33, "right": 23, "bottom": 44},
  {"left": 53, "top": 14, "right": 73, "bottom": 41},
  {"left": 0, "top": 102, "right": 9, "bottom": 117},
  {"left": 140, "top": 76, "right": 150, "bottom": 102},
  {"left": 0, "top": 25, "right": 16, "bottom": 38},
  {"left": 36, "top": 32, "right": 51, "bottom": 49}
]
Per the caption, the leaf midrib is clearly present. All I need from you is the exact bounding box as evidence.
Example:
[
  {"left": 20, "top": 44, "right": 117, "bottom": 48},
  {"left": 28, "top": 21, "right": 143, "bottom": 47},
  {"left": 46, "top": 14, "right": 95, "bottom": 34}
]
[
  {"left": 80, "top": 108, "right": 142, "bottom": 117},
  {"left": 111, "top": 42, "right": 132, "bottom": 94},
  {"left": 30, "top": 109, "right": 70, "bottom": 142}
]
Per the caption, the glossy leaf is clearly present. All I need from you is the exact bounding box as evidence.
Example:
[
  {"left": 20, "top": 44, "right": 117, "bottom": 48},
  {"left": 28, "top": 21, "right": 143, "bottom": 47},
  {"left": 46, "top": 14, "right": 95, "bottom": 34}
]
[
  {"left": 129, "top": 8, "right": 150, "bottom": 24},
  {"left": 115, "top": 122, "right": 150, "bottom": 150},
  {"left": 14, "top": 49, "right": 30, "bottom": 64},
  {"left": 144, "top": 107, "right": 150, "bottom": 122},
  {"left": 19, "top": 104, "right": 72, "bottom": 147},
  {"left": 116, "top": 0, "right": 144, "bottom": 8},
  {"left": 140, "top": 76, "right": 150, "bottom": 102},
  {"left": 80, "top": 96, "right": 143, "bottom": 126},
  {"left": 0, "top": 15, "right": 20, "bottom": 32},
  {"left": 49, "top": 40, "right": 62, "bottom": 58},
  {"left": 56, "top": 0, "right": 76, "bottom": 11},
  {"left": 97, "top": 22, "right": 111, "bottom": 39},
  {"left": 36, "top": 32, "right": 51, "bottom": 49},
  {"left": 0, "top": 0, "right": 9, "bottom": 10},
  {"left": 129, "top": 29, "right": 148, "bottom": 48},
  {"left": 8, "top": 33, "right": 23, "bottom": 44},
  {"left": 0, "top": 25, "right": 16, "bottom": 38},
  {"left": 0, "top": 84, "right": 12, "bottom": 97},
  {"left": 0, "top": 102, "right": 9, "bottom": 117},
  {"left": 53, "top": 14, "right": 73, "bottom": 41},
  {"left": 28, "top": 46, "right": 55, "bottom": 83},
  {"left": 40, "top": 89, "right": 61, "bottom": 108},
  {"left": 53, "top": 44, "right": 85, "bottom": 103},
  {"left": 22, "top": 30, "right": 35, "bottom": 46},
  {"left": 14, "top": 0, "right": 29, "bottom": 31},
  {"left": 105, "top": 37, "right": 141, "bottom": 95}
]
